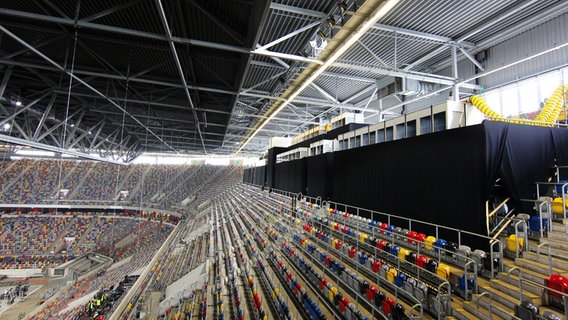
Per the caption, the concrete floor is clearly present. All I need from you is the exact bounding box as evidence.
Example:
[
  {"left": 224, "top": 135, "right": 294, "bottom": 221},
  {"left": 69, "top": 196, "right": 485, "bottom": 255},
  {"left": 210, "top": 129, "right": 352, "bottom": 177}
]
[{"left": 0, "top": 277, "right": 69, "bottom": 320}]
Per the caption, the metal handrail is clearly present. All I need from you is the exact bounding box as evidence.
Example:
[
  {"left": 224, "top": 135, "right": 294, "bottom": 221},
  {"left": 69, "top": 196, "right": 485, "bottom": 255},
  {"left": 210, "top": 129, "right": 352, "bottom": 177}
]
[
  {"left": 514, "top": 219, "right": 529, "bottom": 258},
  {"left": 272, "top": 187, "right": 505, "bottom": 262},
  {"left": 535, "top": 181, "right": 567, "bottom": 219},
  {"left": 487, "top": 197, "right": 510, "bottom": 220},
  {"left": 537, "top": 242, "right": 553, "bottom": 276},
  {"left": 519, "top": 276, "right": 568, "bottom": 319},
  {"left": 489, "top": 212, "right": 514, "bottom": 239},
  {"left": 475, "top": 291, "right": 493, "bottom": 320},
  {"left": 521, "top": 198, "right": 552, "bottom": 238},
  {"left": 408, "top": 302, "right": 423, "bottom": 320},
  {"left": 437, "top": 280, "right": 452, "bottom": 316},
  {"left": 505, "top": 266, "right": 523, "bottom": 303},
  {"left": 464, "top": 260, "right": 478, "bottom": 294}
]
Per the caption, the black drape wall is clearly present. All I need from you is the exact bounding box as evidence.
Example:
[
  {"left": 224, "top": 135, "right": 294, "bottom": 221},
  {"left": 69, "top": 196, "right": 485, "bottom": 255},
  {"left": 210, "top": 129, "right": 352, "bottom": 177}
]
[
  {"left": 306, "top": 153, "right": 334, "bottom": 199},
  {"left": 243, "top": 165, "right": 266, "bottom": 186},
  {"left": 331, "top": 124, "right": 489, "bottom": 244},
  {"left": 273, "top": 159, "right": 307, "bottom": 193},
  {"left": 245, "top": 122, "right": 568, "bottom": 247}
]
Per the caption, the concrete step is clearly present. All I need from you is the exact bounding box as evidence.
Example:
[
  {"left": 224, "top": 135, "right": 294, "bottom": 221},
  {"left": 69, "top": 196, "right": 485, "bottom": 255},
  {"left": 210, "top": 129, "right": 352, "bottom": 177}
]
[
  {"left": 489, "top": 279, "right": 541, "bottom": 305},
  {"left": 452, "top": 307, "right": 482, "bottom": 320},
  {"left": 463, "top": 301, "right": 508, "bottom": 320},
  {"left": 498, "top": 272, "right": 543, "bottom": 296},
  {"left": 515, "top": 258, "right": 568, "bottom": 277},
  {"left": 551, "top": 215, "right": 568, "bottom": 232},
  {"left": 529, "top": 241, "right": 568, "bottom": 261},
  {"left": 547, "top": 229, "right": 568, "bottom": 242},
  {"left": 478, "top": 285, "right": 520, "bottom": 309},
  {"left": 503, "top": 262, "right": 550, "bottom": 284},
  {"left": 524, "top": 251, "right": 568, "bottom": 271},
  {"left": 472, "top": 294, "right": 517, "bottom": 320},
  {"left": 540, "top": 237, "right": 568, "bottom": 251}
]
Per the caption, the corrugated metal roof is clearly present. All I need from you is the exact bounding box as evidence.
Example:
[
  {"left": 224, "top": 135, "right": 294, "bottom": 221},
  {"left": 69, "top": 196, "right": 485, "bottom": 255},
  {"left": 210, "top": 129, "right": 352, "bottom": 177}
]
[{"left": 0, "top": 0, "right": 566, "bottom": 157}]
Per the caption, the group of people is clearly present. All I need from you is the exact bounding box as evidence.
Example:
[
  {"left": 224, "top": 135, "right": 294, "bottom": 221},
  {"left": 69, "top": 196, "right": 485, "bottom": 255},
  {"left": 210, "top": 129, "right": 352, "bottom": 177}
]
[
  {"left": 0, "top": 282, "right": 29, "bottom": 306},
  {"left": 81, "top": 275, "right": 135, "bottom": 320}
]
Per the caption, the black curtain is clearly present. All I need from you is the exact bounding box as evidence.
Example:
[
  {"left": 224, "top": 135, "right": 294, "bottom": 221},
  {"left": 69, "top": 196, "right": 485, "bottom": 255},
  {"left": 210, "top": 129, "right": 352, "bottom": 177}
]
[
  {"left": 484, "top": 121, "right": 556, "bottom": 212},
  {"left": 254, "top": 165, "right": 266, "bottom": 186},
  {"left": 330, "top": 124, "right": 489, "bottom": 247},
  {"left": 551, "top": 128, "right": 568, "bottom": 180},
  {"left": 243, "top": 167, "right": 253, "bottom": 184},
  {"left": 273, "top": 159, "right": 307, "bottom": 193},
  {"left": 246, "top": 122, "right": 568, "bottom": 249},
  {"left": 306, "top": 153, "right": 334, "bottom": 199}
]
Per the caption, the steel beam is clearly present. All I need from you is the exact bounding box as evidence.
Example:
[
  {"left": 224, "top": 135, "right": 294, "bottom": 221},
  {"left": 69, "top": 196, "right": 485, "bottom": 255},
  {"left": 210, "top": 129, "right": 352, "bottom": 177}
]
[
  {"left": 310, "top": 83, "right": 339, "bottom": 104},
  {"left": 357, "top": 40, "right": 389, "bottom": 68},
  {"left": 0, "top": 91, "right": 51, "bottom": 128},
  {"left": 0, "top": 133, "right": 125, "bottom": 164},
  {"left": 0, "top": 8, "right": 317, "bottom": 64},
  {"left": 269, "top": 3, "right": 326, "bottom": 19},
  {"left": 257, "top": 19, "right": 322, "bottom": 51},
  {"left": 0, "top": 25, "right": 179, "bottom": 154},
  {"left": 0, "top": 65, "right": 13, "bottom": 99},
  {"left": 372, "top": 23, "right": 475, "bottom": 48}
]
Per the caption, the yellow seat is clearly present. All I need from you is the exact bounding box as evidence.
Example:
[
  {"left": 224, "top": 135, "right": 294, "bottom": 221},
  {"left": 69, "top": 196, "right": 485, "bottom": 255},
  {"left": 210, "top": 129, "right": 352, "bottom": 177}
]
[
  {"left": 359, "top": 233, "right": 368, "bottom": 244},
  {"left": 329, "top": 286, "right": 337, "bottom": 302},
  {"left": 425, "top": 236, "right": 436, "bottom": 250},
  {"left": 436, "top": 263, "right": 450, "bottom": 279},
  {"left": 387, "top": 268, "right": 398, "bottom": 283},
  {"left": 506, "top": 234, "right": 524, "bottom": 252},
  {"left": 552, "top": 197, "right": 567, "bottom": 214},
  {"left": 331, "top": 239, "right": 338, "bottom": 249},
  {"left": 398, "top": 248, "right": 410, "bottom": 260}
]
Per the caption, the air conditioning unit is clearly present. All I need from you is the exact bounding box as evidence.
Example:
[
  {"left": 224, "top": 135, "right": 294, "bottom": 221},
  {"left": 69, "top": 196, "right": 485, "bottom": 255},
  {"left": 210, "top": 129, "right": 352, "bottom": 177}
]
[{"left": 378, "top": 77, "right": 422, "bottom": 98}]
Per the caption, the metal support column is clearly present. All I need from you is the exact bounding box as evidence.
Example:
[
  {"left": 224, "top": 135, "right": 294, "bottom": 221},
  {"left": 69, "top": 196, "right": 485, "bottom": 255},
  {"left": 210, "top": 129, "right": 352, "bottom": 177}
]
[{"left": 451, "top": 45, "right": 459, "bottom": 101}]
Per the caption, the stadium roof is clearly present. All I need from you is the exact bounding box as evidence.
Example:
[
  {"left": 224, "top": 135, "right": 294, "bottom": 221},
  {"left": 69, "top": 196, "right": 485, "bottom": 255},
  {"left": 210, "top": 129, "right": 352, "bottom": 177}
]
[{"left": 0, "top": 0, "right": 566, "bottom": 162}]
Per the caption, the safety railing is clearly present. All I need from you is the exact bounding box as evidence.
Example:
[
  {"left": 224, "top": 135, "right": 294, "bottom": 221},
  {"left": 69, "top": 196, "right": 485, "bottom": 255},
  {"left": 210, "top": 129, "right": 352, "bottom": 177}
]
[
  {"left": 486, "top": 197, "right": 511, "bottom": 236},
  {"left": 505, "top": 267, "right": 524, "bottom": 303},
  {"left": 520, "top": 277, "right": 568, "bottom": 319},
  {"left": 537, "top": 242, "right": 553, "bottom": 276},
  {"left": 520, "top": 199, "right": 552, "bottom": 239},
  {"left": 491, "top": 215, "right": 528, "bottom": 259},
  {"left": 280, "top": 189, "right": 505, "bottom": 275},
  {"left": 535, "top": 181, "right": 568, "bottom": 220},
  {"left": 474, "top": 291, "right": 494, "bottom": 320}
]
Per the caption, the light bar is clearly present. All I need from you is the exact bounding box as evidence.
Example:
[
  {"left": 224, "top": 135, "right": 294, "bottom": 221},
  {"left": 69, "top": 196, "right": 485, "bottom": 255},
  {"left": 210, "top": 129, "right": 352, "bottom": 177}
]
[{"left": 235, "top": 0, "right": 399, "bottom": 155}]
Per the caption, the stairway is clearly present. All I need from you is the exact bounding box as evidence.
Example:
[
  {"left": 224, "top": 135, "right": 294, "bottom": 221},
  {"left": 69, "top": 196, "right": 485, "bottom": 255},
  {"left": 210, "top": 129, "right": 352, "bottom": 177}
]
[{"left": 451, "top": 219, "right": 568, "bottom": 320}]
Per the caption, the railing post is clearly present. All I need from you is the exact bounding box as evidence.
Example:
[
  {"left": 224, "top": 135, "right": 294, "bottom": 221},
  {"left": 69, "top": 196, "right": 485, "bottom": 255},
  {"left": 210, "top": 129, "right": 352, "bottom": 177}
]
[
  {"left": 537, "top": 242, "right": 553, "bottom": 276},
  {"left": 506, "top": 266, "right": 523, "bottom": 303}
]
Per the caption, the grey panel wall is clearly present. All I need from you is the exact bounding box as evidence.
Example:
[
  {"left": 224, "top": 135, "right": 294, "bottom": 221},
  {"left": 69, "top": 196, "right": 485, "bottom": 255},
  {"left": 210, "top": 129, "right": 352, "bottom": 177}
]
[{"left": 481, "top": 13, "right": 568, "bottom": 89}]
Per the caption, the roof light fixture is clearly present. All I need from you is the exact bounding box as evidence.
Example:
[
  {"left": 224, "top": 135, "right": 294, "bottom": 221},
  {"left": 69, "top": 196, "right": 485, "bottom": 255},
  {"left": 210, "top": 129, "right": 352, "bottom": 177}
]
[{"left": 235, "top": 0, "right": 399, "bottom": 155}]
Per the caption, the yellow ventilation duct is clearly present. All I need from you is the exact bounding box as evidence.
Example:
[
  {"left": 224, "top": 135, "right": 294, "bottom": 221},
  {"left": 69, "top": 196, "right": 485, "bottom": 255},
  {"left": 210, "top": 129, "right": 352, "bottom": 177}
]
[
  {"left": 470, "top": 95, "right": 504, "bottom": 119},
  {"left": 471, "top": 85, "right": 568, "bottom": 127}
]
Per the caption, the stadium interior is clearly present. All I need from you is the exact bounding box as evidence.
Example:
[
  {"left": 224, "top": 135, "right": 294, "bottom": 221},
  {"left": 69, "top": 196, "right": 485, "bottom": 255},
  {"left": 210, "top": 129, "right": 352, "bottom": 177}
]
[{"left": 1, "top": 0, "right": 568, "bottom": 320}]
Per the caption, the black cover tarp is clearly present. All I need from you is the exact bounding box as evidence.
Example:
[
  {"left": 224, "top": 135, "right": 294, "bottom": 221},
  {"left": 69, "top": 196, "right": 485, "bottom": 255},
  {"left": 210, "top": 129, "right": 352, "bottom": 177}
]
[
  {"left": 243, "top": 165, "right": 266, "bottom": 186},
  {"left": 273, "top": 158, "right": 307, "bottom": 193},
  {"left": 306, "top": 153, "right": 334, "bottom": 199},
  {"left": 248, "top": 121, "right": 568, "bottom": 247},
  {"left": 331, "top": 123, "right": 488, "bottom": 244}
]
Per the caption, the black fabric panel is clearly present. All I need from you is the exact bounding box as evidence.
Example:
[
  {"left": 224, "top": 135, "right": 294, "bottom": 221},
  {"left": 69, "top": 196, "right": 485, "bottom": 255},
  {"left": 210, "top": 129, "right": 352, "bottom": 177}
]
[
  {"left": 273, "top": 159, "right": 307, "bottom": 193},
  {"left": 306, "top": 153, "right": 334, "bottom": 199},
  {"left": 331, "top": 124, "right": 489, "bottom": 248},
  {"left": 266, "top": 147, "right": 286, "bottom": 189},
  {"left": 553, "top": 127, "right": 568, "bottom": 165},
  {"left": 484, "top": 122, "right": 556, "bottom": 211},
  {"left": 243, "top": 166, "right": 267, "bottom": 186},
  {"left": 551, "top": 127, "right": 568, "bottom": 180},
  {"left": 243, "top": 167, "right": 253, "bottom": 184},
  {"left": 254, "top": 165, "right": 266, "bottom": 186}
]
